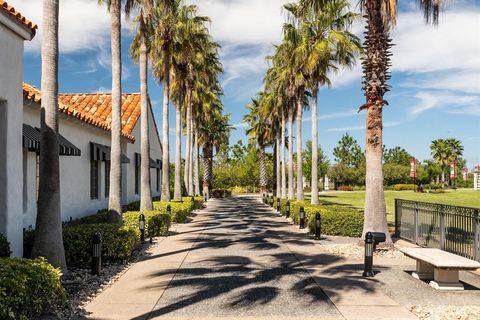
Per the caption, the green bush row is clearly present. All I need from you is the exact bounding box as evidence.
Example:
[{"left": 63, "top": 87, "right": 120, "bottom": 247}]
[
  {"left": 228, "top": 186, "right": 259, "bottom": 194},
  {"left": 271, "top": 197, "right": 364, "bottom": 237},
  {"left": 0, "top": 257, "right": 67, "bottom": 320},
  {"left": 385, "top": 184, "right": 416, "bottom": 191},
  {"left": 211, "top": 189, "right": 232, "bottom": 198},
  {"left": 0, "top": 233, "right": 11, "bottom": 257}
]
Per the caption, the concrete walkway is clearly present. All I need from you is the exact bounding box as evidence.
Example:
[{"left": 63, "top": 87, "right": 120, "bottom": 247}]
[{"left": 85, "top": 196, "right": 417, "bottom": 320}]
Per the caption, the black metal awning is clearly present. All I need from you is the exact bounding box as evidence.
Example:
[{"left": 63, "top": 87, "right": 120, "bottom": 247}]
[
  {"left": 90, "top": 142, "right": 130, "bottom": 163},
  {"left": 23, "top": 124, "right": 81, "bottom": 156},
  {"left": 135, "top": 153, "right": 161, "bottom": 169}
]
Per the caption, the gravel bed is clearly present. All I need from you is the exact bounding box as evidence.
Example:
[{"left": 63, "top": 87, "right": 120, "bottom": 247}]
[
  {"left": 319, "top": 243, "right": 404, "bottom": 259},
  {"left": 409, "top": 305, "right": 480, "bottom": 320}
]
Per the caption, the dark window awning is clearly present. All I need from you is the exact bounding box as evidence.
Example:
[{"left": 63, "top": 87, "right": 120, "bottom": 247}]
[
  {"left": 90, "top": 142, "right": 130, "bottom": 163},
  {"left": 135, "top": 153, "right": 161, "bottom": 169},
  {"left": 23, "top": 124, "right": 81, "bottom": 156}
]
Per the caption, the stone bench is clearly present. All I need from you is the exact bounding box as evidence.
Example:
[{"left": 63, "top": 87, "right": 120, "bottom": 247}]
[{"left": 399, "top": 247, "right": 480, "bottom": 290}]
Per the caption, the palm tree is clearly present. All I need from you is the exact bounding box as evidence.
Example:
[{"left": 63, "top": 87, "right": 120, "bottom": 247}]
[
  {"left": 298, "top": 0, "right": 446, "bottom": 243},
  {"left": 431, "top": 138, "right": 464, "bottom": 187},
  {"left": 128, "top": 0, "right": 154, "bottom": 210},
  {"left": 244, "top": 95, "right": 274, "bottom": 195},
  {"left": 149, "top": 0, "right": 174, "bottom": 202},
  {"left": 99, "top": 0, "right": 123, "bottom": 223},
  {"left": 31, "top": 0, "right": 66, "bottom": 271},
  {"left": 294, "top": 0, "right": 361, "bottom": 204}
]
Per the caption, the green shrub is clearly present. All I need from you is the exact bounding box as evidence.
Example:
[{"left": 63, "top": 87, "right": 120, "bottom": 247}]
[
  {"left": 123, "top": 211, "right": 171, "bottom": 237},
  {"left": 62, "top": 224, "right": 140, "bottom": 265},
  {"left": 305, "top": 206, "right": 364, "bottom": 237},
  {"left": 392, "top": 184, "right": 416, "bottom": 191},
  {"left": 211, "top": 189, "right": 232, "bottom": 198},
  {"left": 0, "top": 257, "right": 67, "bottom": 320},
  {"left": 0, "top": 233, "right": 11, "bottom": 257},
  {"left": 229, "top": 186, "right": 258, "bottom": 194},
  {"left": 153, "top": 201, "right": 193, "bottom": 223},
  {"left": 182, "top": 196, "right": 204, "bottom": 210},
  {"left": 123, "top": 201, "right": 140, "bottom": 211},
  {"left": 278, "top": 199, "right": 364, "bottom": 237}
]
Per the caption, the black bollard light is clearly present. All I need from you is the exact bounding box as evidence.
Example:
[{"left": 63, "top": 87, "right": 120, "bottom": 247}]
[
  {"left": 286, "top": 201, "right": 290, "bottom": 218},
  {"left": 315, "top": 212, "right": 321, "bottom": 240},
  {"left": 139, "top": 214, "right": 146, "bottom": 243},
  {"left": 91, "top": 232, "right": 102, "bottom": 275},
  {"left": 166, "top": 204, "right": 172, "bottom": 216},
  {"left": 276, "top": 198, "right": 281, "bottom": 213},
  {"left": 299, "top": 206, "right": 305, "bottom": 229},
  {"left": 363, "top": 232, "right": 375, "bottom": 277},
  {"left": 204, "top": 192, "right": 208, "bottom": 202}
]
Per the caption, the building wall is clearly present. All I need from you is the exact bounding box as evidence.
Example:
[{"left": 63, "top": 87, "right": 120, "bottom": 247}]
[
  {"left": 125, "top": 105, "right": 163, "bottom": 204},
  {"left": 22, "top": 101, "right": 163, "bottom": 228},
  {"left": 0, "top": 23, "right": 25, "bottom": 256}
]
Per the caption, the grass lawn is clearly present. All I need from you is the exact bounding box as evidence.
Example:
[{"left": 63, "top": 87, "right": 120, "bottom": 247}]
[{"left": 306, "top": 189, "right": 480, "bottom": 224}]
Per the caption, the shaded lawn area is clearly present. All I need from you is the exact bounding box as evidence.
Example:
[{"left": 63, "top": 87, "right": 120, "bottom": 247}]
[{"left": 305, "top": 189, "right": 480, "bottom": 224}]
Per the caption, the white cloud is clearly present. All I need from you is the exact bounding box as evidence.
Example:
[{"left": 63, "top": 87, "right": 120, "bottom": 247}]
[
  {"left": 326, "top": 120, "right": 403, "bottom": 132},
  {"left": 410, "top": 92, "right": 480, "bottom": 116},
  {"left": 10, "top": 0, "right": 132, "bottom": 53}
]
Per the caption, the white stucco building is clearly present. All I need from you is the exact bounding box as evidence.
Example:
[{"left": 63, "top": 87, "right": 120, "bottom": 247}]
[
  {"left": 22, "top": 83, "right": 163, "bottom": 229},
  {"left": 0, "top": 1, "right": 37, "bottom": 256}
]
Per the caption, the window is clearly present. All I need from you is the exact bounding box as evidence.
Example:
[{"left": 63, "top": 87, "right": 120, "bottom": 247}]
[
  {"left": 90, "top": 160, "right": 99, "bottom": 199},
  {"left": 105, "top": 161, "right": 110, "bottom": 198},
  {"left": 134, "top": 161, "right": 139, "bottom": 195},
  {"left": 156, "top": 166, "right": 160, "bottom": 192}
]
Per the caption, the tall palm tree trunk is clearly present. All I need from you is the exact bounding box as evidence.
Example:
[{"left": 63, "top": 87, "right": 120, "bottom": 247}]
[
  {"left": 287, "top": 108, "right": 294, "bottom": 200},
  {"left": 296, "top": 99, "right": 304, "bottom": 201},
  {"left": 259, "top": 146, "right": 268, "bottom": 195},
  {"left": 361, "top": 0, "right": 392, "bottom": 243},
  {"left": 310, "top": 85, "right": 319, "bottom": 205},
  {"left": 276, "top": 131, "right": 281, "bottom": 197},
  {"left": 174, "top": 103, "right": 182, "bottom": 200},
  {"left": 184, "top": 94, "right": 191, "bottom": 195},
  {"left": 108, "top": 0, "right": 122, "bottom": 223},
  {"left": 32, "top": 0, "right": 66, "bottom": 271},
  {"left": 139, "top": 31, "right": 152, "bottom": 211},
  {"left": 161, "top": 51, "right": 171, "bottom": 201},
  {"left": 193, "top": 127, "right": 200, "bottom": 196},
  {"left": 188, "top": 115, "right": 194, "bottom": 194},
  {"left": 202, "top": 144, "right": 212, "bottom": 198},
  {"left": 281, "top": 112, "right": 286, "bottom": 198}
]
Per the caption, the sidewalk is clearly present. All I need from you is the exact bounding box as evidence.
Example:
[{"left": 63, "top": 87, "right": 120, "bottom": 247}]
[{"left": 84, "top": 196, "right": 417, "bottom": 320}]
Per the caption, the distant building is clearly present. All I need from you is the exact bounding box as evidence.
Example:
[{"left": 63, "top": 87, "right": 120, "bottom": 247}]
[
  {"left": 22, "top": 83, "right": 163, "bottom": 229},
  {"left": 0, "top": 0, "right": 37, "bottom": 256}
]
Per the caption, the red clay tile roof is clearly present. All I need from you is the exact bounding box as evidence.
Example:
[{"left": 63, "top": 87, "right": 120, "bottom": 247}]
[
  {"left": 0, "top": 1, "right": 37, "bottom": 36},
  {"left": 23, "top": 83, "right": 139, "bottom": 142}
]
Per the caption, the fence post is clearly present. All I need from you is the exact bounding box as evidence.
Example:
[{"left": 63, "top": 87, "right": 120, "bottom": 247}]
[
  {"left": 414, "top": 202, "right": 419, "bottom": 244},
  {"left": 475, "top": 210, "right": 480, "bottom": 262},
  {"left": 395, "top": 199, "right": 400, "bottom": 238},
  {"left": 439, "top": 205, "right": 445, "bottom": 250}
]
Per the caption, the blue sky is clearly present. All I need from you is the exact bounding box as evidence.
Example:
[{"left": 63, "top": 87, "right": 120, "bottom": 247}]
[{"left": 13, "top": 0, "right": 480, "bottom": 168}]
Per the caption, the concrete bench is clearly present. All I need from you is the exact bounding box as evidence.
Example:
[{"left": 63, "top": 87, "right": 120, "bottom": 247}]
[{"left": 399, "top": 247, "right": 480, "bottom": 290}]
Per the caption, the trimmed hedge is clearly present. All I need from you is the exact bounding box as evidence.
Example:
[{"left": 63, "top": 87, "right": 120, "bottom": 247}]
[
  {"left": 0, "top": 233, "right": 11, "bottom": 257},
  {"left": 153, "top": 200, "right": 192, "bottom": 223},
  {"left": 272, "top": 197, "right": 364, "bottom": 237},
  {"left": 63, "top": 224, "right": 140, "bottom": 265},
  {"left": 123, "top": 211, "right": 171, "bottom": 237},
  {"left": 211, "top": 189, "right": 232, "bottom": 198},
  {"left": 0, "top": 257, "right": 67, "bottom": 319}
]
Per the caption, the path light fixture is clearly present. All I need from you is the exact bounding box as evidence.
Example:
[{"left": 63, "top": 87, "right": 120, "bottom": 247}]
[
  {"left": 91, "top": 232, "right": 102, "bottom": 276},
  {"left": 204, "top": 192, "right": 208, "bottom": 202},
  {"left": 362, "top": 231, "right": 386, "bottom": 277},
  {"left": 166, "top": 204, "right": 172, "bottom": 216},
  {"left": 139, "top": 214, "right": 145, "bottom": 243},
  {"left": 299, "top": 206, "right": 305, "bottom": 229},
  {"left": 276, "top": 198, "right": 281, "bottom": 213},
  {"left": 315, "top": 212, "right": 321, "bottom": 240},
  {"left": 286, "top": 201, "right": 290, "bottom": 218}
]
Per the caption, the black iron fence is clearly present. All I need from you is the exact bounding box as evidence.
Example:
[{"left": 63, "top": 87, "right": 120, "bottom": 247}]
[{"left": 395, "top": 199, "right": 480, "bottom": 262}]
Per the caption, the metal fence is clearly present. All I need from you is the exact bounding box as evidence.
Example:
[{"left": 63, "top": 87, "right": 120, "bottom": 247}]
[{"left": 395, "top": 199, "right": 480, "bottom": 262}]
